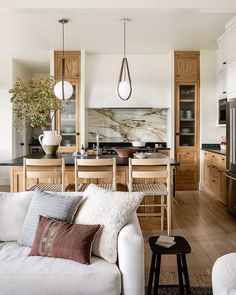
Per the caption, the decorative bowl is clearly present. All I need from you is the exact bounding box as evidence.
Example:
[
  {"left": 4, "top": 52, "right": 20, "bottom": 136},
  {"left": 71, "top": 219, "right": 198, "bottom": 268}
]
[{"left": 114, "top": 147, "right": 139, "bottom": 157}]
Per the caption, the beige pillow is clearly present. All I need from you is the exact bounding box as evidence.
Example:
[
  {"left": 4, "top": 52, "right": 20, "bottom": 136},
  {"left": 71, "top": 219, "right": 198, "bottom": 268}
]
[{"left": 75, "top": 184, "right": 144, "bottom": 263}]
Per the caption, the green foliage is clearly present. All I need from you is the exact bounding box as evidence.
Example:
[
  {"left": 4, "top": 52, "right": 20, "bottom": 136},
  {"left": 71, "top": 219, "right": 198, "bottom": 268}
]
[{"left": 9, "top": 77, "right": 61, "bottom": 129}]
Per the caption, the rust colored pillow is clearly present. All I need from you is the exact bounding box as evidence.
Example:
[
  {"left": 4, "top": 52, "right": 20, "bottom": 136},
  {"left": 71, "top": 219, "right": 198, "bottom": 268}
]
[{"left": 29, "top": 215, "right": 100, "bottom": 264}]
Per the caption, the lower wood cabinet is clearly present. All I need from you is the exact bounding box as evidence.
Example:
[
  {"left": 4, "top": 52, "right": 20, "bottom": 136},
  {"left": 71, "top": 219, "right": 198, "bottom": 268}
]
[
  {"left": 203, "top": 151, "right": 227, "bottom": 205},
  {"left": 176, "top": 151, "right": 199, "bottom": 190}
]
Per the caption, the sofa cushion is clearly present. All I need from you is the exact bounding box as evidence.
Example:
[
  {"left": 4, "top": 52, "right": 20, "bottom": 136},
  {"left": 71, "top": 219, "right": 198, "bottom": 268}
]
[
  {"left": 75, "top": 184, "right": 144, "bottom": 263},
  {"left": 212, "top": 253, "right": 236, "bottom": 295},
  {"left": 18, "top": 191, "right": 82, "bottom": 247},
  {"left": 0, "top": 192, "right": 33, "bottom": 242},
  {"left": 30, "top": 216, "right": 100, "bottom": 264},
  {"left": 0, "top": 242, "right": 121, "bottom": 295}
]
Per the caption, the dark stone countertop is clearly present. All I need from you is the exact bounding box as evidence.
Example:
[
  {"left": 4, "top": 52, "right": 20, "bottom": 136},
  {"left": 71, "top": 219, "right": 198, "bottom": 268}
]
[
  {"left": 0, "top": 152, "right": 178, "bottom": 167},
  {"left": 201, "top": 144, "right": 226, "bottom": 156}
]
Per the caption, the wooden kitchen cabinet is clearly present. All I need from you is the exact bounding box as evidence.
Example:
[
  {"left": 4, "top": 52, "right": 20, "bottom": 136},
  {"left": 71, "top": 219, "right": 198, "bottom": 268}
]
[
  {"left": 54, "top": 51, "right": 81, "bottom": 152},
  {"left": 54, "top": 51, "right": 80, "bottom": 82},
  {"left": 175, "top": 51, "right": 200, "bottom": 81},
  {"left": 175, "top": 51, "right": 200, "bottom": 190},
  {"left": 203, "top": 151, "right": 227, "bottom": 205}
]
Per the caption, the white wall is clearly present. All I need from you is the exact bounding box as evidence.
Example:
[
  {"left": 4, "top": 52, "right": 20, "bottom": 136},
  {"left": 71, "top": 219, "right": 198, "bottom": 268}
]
[
  {"left": 200, "top": 50, "right": 226, "bottom": 144},
  {"left": 85, "top": 53, "right": 173, "bottom": 149},
  {"left": 0, "top": 57, "right": 13, "bottom": 184}
]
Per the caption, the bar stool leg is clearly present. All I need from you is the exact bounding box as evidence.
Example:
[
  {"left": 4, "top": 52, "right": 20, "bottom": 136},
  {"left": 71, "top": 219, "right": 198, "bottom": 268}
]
[
  {"left": 161, "top": 195, "right": 164, "bottom": 231},
  {"left": 147, "top": 252, "right": 157, "bottom": 295},
  {"left": 181, "top": 254, "right": 191, "bottom": 295},
  {"left": 177, "top": 254, "right": 184, "bottom": 295},
  {"left": 153, "top": 254, "right": 162, "bottom": 295}
]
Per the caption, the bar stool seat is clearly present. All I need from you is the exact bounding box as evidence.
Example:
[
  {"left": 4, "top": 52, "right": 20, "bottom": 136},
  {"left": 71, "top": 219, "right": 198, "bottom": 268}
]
[
  {"left": 131, "top": 183, "right": 168, "bottom": 195},
  {"left": 147, "top": 235, "right": 192, "bottom": 295},
  {"left": 28, "top": 183, "right": 65, "bottom": 192},
  {"left": 77, "top": 183, "right": 113, "bottom": 192}
]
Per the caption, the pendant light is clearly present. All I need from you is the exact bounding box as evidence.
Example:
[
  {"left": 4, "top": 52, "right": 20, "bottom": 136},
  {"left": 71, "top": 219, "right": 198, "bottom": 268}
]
[
  {"left": 116, "top": 18, "right": 132, "bottom": 101},
  {"left": 54, "top": 18, "right": 73, "bottom": 100}
]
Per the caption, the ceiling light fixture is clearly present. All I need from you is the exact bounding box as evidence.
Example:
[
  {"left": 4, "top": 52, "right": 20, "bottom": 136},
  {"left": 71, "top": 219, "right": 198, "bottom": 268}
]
[
  {"left": 54, "top": 18, "right": 73, "bottom": 100},
  {"left": 116, "top": 18, "right": 132, "bottom": 101}
]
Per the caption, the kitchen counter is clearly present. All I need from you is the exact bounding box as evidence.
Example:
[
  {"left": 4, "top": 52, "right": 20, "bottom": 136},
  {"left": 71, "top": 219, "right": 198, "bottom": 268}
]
[
  {"left": 0, "top": 152, "right": 178, "bottom": 167},
  {"left": 201, "top": 144, "right": 226, "bottom": 156}
]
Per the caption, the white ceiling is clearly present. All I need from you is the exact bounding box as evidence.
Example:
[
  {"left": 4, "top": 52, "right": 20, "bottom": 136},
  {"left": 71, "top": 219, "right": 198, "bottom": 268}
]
[{"left": 0, "top": 1, "right": 235, "bottom": 68}]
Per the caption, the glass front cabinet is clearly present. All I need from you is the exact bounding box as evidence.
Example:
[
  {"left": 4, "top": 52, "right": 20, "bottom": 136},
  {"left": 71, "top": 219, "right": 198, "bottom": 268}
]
[
  {"left": 176, "top": 83, "right": 198, "bottom": 148},
  {"left": 56, "top": 83, "right": 80, "bottom": 153},
  {"left": 54, "top": 51, "right": 81, "bottom": 153}
]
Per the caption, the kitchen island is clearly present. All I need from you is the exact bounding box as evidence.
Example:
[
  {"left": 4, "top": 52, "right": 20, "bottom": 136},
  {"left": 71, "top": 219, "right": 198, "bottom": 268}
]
[{"left": 0, "top": 152, "right": 178, "bottom": 193}]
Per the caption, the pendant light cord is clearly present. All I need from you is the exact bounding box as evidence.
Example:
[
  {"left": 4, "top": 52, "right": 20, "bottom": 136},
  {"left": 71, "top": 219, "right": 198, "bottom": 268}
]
[
  {"left": 123, "top": 19, "right": 126, "bottom": 58},
  {"left": 61, "top": 20, "right": 65, "bottom": 100}
]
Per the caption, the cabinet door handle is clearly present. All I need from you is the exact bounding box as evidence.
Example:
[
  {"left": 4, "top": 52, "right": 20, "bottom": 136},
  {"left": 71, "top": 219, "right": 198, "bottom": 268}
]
[
  {"left": 223, "top": 61, "right": 227, "bottom": 65},
  {"left": 187, "top": 152, "right": 190, "bottom": 155},
  {"left": 222, "top": 91, "right": 227, "bottom": 94},
  {"left": 218, "top": 170, "right": 222, "bottom": 173},
  {"left": 176, "top": 133, "right": 180, "bottom": 135},
  {"left": 212, "top": 155, "right": 215, "bottom": 158},
  {"left": 212, "top": 165, "right": 215, "bottom": 168},
  {"left": 224, "top": 173, "right": 236, "bottom": 181},
  {"left": 212, "top": 180, "right": 215, "bottom": 183},
  {"left": 222, "top": 158, "right": 225, "bottom": 161},
  {"left": 76, "top": 132, "right": 80, "bottom": 135},
  {"left": 207, "top": 165, "right": 210, "bottom": 168}
]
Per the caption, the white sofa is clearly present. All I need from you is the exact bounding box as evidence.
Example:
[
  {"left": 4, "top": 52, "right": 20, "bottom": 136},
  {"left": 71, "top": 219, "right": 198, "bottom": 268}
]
[
  {"left": 0, "top": 193, "right": 145, "bottom": 295},
  {"left": 212, "top": 253, "right": 236, "bottom": 295}
]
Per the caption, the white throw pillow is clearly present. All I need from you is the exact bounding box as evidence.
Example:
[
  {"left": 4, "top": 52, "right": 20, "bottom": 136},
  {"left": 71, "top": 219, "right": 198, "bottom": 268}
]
[
  {"left": 0, "top": 192, "right": 33, "bottom": 241},
  {"left": 75, "top": 184, "right": 144, "bottom": 263}
]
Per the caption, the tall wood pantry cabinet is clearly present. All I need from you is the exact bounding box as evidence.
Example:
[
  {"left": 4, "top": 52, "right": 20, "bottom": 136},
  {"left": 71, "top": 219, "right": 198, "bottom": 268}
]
[
  {"left": 174, "top": 51, "right": 200, "bottom": 190},
  {"left": 54, "top": 51, "right": 81, "bottom": 153}
]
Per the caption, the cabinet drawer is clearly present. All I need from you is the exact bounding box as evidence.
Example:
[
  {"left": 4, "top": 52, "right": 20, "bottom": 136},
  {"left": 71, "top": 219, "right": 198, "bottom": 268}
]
[
  {"left": 177, "top": 151, "right": 197, "bottom": 165},
  {"left": 176, "top": 166, "right": 198, "bottom": 184}
]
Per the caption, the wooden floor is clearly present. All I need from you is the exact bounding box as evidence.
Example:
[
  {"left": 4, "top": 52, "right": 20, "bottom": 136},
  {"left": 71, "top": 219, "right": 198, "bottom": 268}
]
[
  {"left": 1, "top": 186, "right": 236, "bottom": 286},
  {"left": 140, "top": 190, "right": 236, "bottom": 285}
]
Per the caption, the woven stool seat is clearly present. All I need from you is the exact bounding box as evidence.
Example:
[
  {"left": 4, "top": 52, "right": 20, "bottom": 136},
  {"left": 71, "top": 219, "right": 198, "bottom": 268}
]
[
  {"left": 77, "top": 183, "right": 113, "bottom": 192},
  {"left": 132, "top": 183, "right": 167, "bottom": 195},
  {"left": 28, "top": 183, "right": 68, "bottom": 192}
]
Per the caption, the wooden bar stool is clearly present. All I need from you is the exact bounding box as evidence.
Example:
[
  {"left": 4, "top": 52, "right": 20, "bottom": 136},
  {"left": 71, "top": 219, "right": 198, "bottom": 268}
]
[
  {"left": 74, "top": 158, "right": 117, "bottom": 192},
  {"left": 128, "top": 158, "right": 171, "bottom": 235},
  {"left": 147, "top": 236, "right": 192, "bottom": 295},
  {"left": 23, "top": 158, "right": 67, "bottom": 192}
]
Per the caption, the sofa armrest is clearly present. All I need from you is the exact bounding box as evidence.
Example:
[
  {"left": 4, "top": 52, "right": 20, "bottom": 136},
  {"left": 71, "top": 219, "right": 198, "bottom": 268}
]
[{"left": 118, "top": 214, "right": 145, "bottom": 295}]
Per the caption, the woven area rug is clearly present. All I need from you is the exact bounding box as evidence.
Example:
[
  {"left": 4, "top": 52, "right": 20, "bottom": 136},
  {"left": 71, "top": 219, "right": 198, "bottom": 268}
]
[
  {"left": 146, "top": 286, "right": 212, "bottom": 294},
  {"left": 157, "top": 272, "right": 211, "bottom": 287},
  {"left": 146, "top": 272, "right": 212, "bottom": 294}
]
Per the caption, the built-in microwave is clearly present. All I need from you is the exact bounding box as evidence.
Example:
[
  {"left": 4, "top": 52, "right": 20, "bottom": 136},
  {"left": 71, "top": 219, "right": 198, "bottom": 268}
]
[{"left": 219, "top": 98, "right": 227, "bottom": 125}]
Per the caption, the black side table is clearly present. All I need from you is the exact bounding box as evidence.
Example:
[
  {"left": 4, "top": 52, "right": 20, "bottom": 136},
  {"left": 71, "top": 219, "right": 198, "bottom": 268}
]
[{"left": 147, "top": 236, "right": 192, "bottom": 295}]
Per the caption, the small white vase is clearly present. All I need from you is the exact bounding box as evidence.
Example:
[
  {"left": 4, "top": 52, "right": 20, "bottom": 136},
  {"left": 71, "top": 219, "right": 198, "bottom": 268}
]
[
  {"left": 220, "top": 144, "right": 226, "bottom": 150},
  {"left": 39, "top": 131, "right": 62, "bottom": 155}
]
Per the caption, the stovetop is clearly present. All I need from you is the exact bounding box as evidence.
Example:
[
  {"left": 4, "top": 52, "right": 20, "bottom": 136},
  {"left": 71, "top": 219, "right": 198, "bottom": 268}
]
[{"left": 88, "top": 142, "right": 167, "bottom": 155}]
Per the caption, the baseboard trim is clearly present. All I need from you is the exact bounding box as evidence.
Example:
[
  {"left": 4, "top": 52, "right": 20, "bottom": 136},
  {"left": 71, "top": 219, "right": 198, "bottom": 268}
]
[{"left": 0, "top": 177, "right": 10, "bottom": 185}]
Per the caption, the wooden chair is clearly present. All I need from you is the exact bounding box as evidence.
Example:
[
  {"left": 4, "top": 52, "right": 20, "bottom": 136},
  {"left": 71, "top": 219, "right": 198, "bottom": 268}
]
[
  {"left": 23, "top": 158, "right": 66, "bottom": 192},
  {"left": 128, "top": 158, "right": 171, "bottom": 235},
  {"left": 74, "top": 158, "right": 117, "bottom": 192}
]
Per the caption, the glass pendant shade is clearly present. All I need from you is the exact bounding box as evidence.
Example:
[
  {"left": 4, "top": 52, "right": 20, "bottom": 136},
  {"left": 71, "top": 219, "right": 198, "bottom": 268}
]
[
  {"left": 54, "top": 18, "right": 73, "bottom": 100},
  {"left": 54, "top": 81, "right": 73, "bottom": 100},
  {"left": 116, "top": 57, "right": 132, "bottom": 100},
  {"left": 116, "top": 19, "right": 132, "bottom": 101}
]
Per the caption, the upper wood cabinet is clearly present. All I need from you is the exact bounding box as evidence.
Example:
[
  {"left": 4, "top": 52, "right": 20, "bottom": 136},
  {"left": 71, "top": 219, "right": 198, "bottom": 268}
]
[
  {"left": 54, "top": 51, "right": 81, "bottom": 82},
  {"left": 175, "top": 51, "right": 200, "bottom": 81}
]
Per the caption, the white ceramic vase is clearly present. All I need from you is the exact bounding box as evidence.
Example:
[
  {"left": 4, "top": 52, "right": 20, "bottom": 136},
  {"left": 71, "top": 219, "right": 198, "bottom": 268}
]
[{"left": 39, "top": 131, "right": 62, "bottom": 155}]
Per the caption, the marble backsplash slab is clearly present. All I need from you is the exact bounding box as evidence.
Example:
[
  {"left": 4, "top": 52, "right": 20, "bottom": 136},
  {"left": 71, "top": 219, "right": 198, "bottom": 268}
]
[{"left": 87, "top": 108, "right": 167, "bottom": 142}]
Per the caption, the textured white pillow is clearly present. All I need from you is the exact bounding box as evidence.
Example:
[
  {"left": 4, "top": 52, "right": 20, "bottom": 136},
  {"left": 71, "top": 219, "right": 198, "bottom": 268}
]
[
  {"left": 0, "top": 192, "right": 33, "bottom": 241},
  {"left": 75, "top": 184, "right": 144, "bottom": 263}
]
